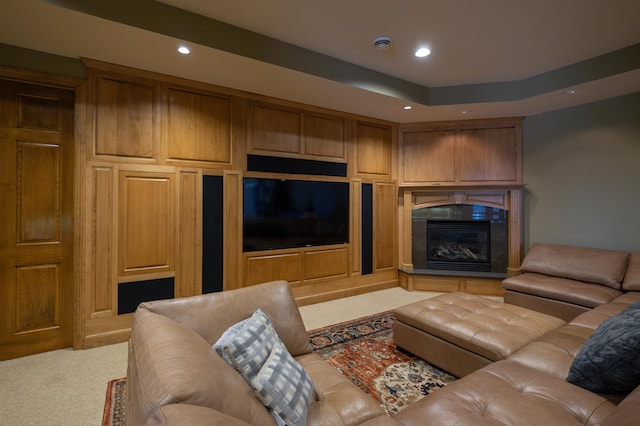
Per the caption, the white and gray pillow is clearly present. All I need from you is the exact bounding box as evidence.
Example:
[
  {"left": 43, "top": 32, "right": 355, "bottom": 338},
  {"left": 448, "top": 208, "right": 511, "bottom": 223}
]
[{"left": 213, "top": 309, "right": 314, "bottom": 426}]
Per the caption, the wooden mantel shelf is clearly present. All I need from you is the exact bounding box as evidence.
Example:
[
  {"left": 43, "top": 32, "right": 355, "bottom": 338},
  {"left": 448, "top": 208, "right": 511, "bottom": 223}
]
[{"left": 399, "top": 184, "right": 525, "bottom": 191}]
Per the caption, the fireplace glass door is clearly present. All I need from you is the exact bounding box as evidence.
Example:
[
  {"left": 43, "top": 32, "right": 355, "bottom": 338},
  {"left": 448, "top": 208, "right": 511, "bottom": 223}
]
[{"left": 426, "top": 220, "right": 491, "bottom": 272}]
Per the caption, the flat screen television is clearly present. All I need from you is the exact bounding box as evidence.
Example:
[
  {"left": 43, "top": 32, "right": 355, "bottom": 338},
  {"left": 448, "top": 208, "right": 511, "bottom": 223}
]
[{"left": 243, "top": 177, "right": 349, "bottom": 252}]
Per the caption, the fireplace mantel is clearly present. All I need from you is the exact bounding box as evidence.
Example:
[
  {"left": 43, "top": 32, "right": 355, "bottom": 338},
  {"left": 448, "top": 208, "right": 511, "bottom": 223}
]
[{"left": 398, "top": 186, "right": 523, "bottom": 295}]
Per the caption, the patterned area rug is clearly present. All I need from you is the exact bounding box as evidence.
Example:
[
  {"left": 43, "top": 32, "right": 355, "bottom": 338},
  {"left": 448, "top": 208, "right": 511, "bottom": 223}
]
[
  {"left": 102, "top": 377, "right": 126, "bottom": 426},
  {"left": 309, "top": 311, "right": 456, "bottom": 415},
  {"left": 102, "top": 311, "right": 456, "bottom": 424}
]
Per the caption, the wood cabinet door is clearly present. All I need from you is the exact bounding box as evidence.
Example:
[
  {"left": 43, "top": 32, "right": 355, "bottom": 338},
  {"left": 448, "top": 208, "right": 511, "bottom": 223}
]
[
  {"left": 457, "top": 127, "right": 519, "bottom": 183},
  {"left": 401, "top": 130, "right": 456, "bottom": 183},
  {"left": 0, "top": 80, "right": 74, "bottom": 360},
  {"left": 355, "top": 122, "right": 392, "bottom": 177},
  {"left": 250, "top": 104, "right": 301, "bottom": 155}
]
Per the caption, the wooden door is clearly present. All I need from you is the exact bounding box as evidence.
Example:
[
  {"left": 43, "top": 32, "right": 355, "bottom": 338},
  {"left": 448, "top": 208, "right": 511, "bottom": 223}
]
[{"left": 0, "top": 79, "right": 75, "bottom": 360}]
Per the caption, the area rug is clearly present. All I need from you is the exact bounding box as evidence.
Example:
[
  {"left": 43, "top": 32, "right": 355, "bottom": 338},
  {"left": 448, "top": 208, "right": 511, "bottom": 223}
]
[
  {"left": 102, "top": 377, "right": 126, "bottom": 426},
  {"left": 102, "top": 311, "right": 456, "bottom": 424},
  {"left": 309, "top": 311, "right": 456, "bottom": 415}
]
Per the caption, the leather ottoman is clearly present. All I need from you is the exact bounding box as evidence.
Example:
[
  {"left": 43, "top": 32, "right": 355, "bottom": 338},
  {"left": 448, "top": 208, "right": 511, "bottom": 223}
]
[{"left": 393, "top": 292, "right": 566, "bottom": 377}]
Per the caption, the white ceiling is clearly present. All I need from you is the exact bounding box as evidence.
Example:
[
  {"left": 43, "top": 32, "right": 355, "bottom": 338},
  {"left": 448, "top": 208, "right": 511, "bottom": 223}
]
[{"left": 1, "top": 0, "right": 639, "bottom": 122}]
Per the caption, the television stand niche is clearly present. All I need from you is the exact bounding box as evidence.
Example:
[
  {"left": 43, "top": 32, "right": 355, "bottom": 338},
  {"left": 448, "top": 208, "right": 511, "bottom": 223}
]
[
  {"left": 243, "top": 244, "right": 349, "bottom": 288},
  {"left": 398, "top": 268, "right": 506, "bottom": 296}
]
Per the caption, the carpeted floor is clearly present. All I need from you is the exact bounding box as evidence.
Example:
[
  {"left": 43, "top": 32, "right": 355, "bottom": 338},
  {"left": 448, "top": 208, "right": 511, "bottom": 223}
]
[{"left": 103, "top": 311, "right": 456, "bottom": 424}]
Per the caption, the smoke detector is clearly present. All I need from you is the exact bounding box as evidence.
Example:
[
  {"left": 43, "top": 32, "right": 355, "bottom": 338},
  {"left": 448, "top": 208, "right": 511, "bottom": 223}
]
[{"left": 372, "top": 36, "right": 392, "bottom": 51}]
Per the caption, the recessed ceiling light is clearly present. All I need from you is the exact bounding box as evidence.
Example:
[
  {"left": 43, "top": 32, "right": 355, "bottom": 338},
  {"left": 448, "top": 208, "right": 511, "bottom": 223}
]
[
  {"left": 404, "top": 105, "right": 413, "bottom": 110},
  {"left": 461, "top": 109, "right": 470, "bottom": 115},
  {"left": 415, "top": 47, "right": 431, "bottom": 58},
  {"left": 177, "top": 45, "right": 191, "bottom": 55},
  {"left": 564, "top": 89, "right": 577, "bottom": 95}
]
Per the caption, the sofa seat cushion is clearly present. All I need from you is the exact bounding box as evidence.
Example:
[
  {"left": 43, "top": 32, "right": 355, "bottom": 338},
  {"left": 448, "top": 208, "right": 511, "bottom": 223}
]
[
  {"left": 570, "top": 293, "right": 640, "bottom": 329},
  {"left": 393, "top": 360, "right": 616, "bottom": 426},
  {"left": 508, "top": 324, "right": 593, "bottom": 379},
  {"left": 297, "top": 353, "right": 387, "bottom": 426},
  {"left": 128, "top": 309, "right": 274, "bottom": 426},
  {"left": 567, "top": 302, "right": 640, "bottom": 394},
  {"left": 394, "top": 292, "right": 565, "bottom": 362},
  {"left": 601, "top": 385, "right": 640, "bottom": 426},
  {"left": 519, "top": 243, "right": 629, "bottom": 289},
  {"left": 503, "top": 273, "right": 622, "bottom": 308}
]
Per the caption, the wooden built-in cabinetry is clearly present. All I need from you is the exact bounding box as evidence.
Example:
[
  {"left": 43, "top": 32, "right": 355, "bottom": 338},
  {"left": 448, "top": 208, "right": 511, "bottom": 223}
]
[
  {"left": 397, "top": 118, "right": 524, "bottom": 296},
  {"left": 79, "top": 59, "right": 397, "bottom": 348},
  {"left": 400, "top": 118, "right": 522, "bottom": 186},
  {"left": 249, "top": 103, "right": 347, "bottom": 162}
]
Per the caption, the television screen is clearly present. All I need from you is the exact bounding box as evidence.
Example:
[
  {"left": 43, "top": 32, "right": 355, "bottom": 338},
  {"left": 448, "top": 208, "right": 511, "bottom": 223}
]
[{"left": 243, "top": 177, "right": 349, "bottom": 252}]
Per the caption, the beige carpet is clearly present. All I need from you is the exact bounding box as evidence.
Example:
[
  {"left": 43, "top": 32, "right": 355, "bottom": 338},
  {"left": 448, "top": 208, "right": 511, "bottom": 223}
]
[{"left": 0, "top": 287, "right": 493, "bottom": 425}]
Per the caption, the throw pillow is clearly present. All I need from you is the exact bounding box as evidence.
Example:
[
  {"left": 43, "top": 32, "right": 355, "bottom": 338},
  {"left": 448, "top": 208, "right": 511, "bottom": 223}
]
[
  {"left": 251, "top": 339, "right": 315, "bottom": 426},
  {"left": 566, "top": 302, "right": 640, "bottom": 393},
  {"left": 213, "top": 309, "right": 276, "bottom": 378},
  {"left": 213, "top": 309, "right": 314, "bottom": 426}
]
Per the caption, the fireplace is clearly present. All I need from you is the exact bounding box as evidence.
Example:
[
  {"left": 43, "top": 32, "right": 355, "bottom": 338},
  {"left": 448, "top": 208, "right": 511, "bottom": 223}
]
[
  {"left": 412, "top": 204, "right": 508, "bottom": 274},
  {"left": 426, "top": 220, "right": 491, "bottom": 272}
]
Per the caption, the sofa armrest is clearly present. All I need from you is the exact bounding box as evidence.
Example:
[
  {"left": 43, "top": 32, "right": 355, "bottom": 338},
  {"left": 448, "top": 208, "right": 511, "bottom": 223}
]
[
  {"left": 147, "top": 404, "right": 252, "bottom": 426},
  {"left": 622, "top": 252, "right": 640, "bottom": 291}
]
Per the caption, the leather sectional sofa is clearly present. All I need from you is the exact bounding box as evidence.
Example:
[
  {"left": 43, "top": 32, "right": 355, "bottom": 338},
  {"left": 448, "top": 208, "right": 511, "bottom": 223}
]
[{"left": 127, "top": 244, "right": 640, "bottom": 425}]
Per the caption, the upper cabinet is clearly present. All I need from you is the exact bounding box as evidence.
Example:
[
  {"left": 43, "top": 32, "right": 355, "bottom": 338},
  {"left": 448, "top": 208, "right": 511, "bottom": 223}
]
[
  {"left": 89, "top": 71, "right": 160, "bottom": 161},
  {"left": 85, "top": 60, "right": 237, "bottom": 169},
  {"left": 354, "top": 121, "right": 394, "bottom": 179},
  {"left": 248, "top": 102, "right": 347, "bottom": 163},
  {"left": 165, "top": 86, "right": 233, "bottom": 167},
  {"left": 399, "top": 118, "right": 522, "bottom": 186}
]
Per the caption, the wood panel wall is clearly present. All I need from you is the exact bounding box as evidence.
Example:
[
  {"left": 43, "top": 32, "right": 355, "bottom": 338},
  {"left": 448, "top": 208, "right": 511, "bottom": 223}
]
[{"left": 78, "top": 59, "right": 398, "bottom": 348}]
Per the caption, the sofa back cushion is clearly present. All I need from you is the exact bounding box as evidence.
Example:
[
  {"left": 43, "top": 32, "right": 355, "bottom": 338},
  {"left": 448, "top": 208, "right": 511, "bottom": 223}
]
[
  {"left": 622, "top": 252, "right": 640, "bottom": 291},
  {"left": 139, "top": 280, "right": 312, "bottom": 356},
  {"left": 520, "top": 243, "right": 629, "bottom": 289},
  {"left": 128, "top": 309, "right": 274, "bottom": 426}
]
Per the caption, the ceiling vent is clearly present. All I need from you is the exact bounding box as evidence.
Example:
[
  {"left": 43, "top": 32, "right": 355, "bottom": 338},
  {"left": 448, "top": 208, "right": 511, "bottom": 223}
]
[{"left": 372, "top": 36, "right": 392, "bottom": 51}]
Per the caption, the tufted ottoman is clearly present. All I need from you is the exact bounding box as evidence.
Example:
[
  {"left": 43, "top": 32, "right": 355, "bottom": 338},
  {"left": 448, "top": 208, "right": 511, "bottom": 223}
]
[{"left": 393, "top": 292, "right": 566, "bottom": 377}]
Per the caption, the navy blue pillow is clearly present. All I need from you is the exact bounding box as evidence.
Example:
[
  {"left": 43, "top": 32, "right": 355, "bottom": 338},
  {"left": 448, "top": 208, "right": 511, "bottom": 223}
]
[{"left": 567, "top": 302, "right": 640, "bottom": 393}]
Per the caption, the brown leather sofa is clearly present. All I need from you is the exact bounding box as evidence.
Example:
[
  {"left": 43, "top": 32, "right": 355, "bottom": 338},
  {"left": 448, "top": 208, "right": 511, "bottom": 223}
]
[
  {"left": 128, "top": 248, "right": 640, "bottom": 425},
  {"left": 387, "top": 243, "right": 640, "bottom": 425},
  {"left": 502, "top": 243, "right": 640, "bottom": 321},
  {"left": 126, "top": 280, "right": 398, "bottom": 426},
  {"left": 392, "top": 291, "right": 640, "bottom": 425}
]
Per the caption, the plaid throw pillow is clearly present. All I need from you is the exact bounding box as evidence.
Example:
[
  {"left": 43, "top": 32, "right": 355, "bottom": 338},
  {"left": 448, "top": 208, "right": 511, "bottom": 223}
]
[
  {"left": 251, "top": 339, "right": 314, "bottom": 426},
  {"left": 213, "top": 309, "right": 314, "bottom": 426},
  {"left": 213, "top": 309, "right": 277, "bottom": 379}
]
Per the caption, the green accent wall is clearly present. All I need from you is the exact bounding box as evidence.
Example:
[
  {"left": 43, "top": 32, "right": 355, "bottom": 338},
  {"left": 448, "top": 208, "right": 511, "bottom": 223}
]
[
  {"left": 0, "top": 43, "right": 84, "bottom": 79},
  {"left": 522, "top": 92, "right": 640, "bottom": 253}
]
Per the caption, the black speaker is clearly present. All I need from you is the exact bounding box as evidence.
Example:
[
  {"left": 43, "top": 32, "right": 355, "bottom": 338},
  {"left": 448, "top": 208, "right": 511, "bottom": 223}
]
[
  {"left": 362, "top": 183, "right": 373, "bottom": 275},
  {"left": 202, "top": 175, "right": 224, "bottom": 293},
  {"left": 118, "top": 278, "right": 174, "bottom": 315},
  {"left": 247, "top": 154, "right": 347, "bottom": 177}
]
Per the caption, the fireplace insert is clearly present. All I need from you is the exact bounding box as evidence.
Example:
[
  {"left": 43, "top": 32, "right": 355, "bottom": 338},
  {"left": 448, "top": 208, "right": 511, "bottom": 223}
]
[{"left": 426, "top": 220, "right": 491, "bottom": 272}]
